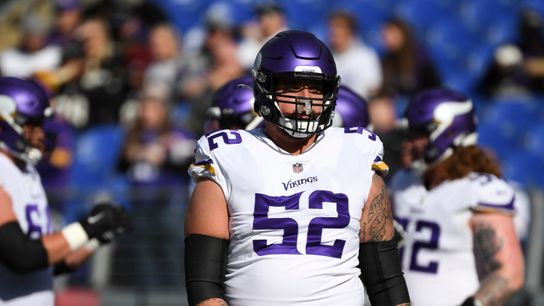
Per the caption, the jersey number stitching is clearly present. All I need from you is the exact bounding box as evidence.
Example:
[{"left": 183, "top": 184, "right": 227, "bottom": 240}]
[
  {"left": 253, "top": 190, "right": 350, "bottom": 258},
  {"left": 396, "top": 217, "right": 441, "bottom": 273},
  {"left": 207, "top": 131, "right": 242, "bottom": 151}
]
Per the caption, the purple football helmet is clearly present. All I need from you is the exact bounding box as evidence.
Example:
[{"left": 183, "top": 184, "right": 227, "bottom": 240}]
[
  {"left": 404, "top": 87, "right": 477, "bottom": 165},
  {"left": 252, "top": 30, "right": 340, "bottom": 138},
  {"left": 205, "top": 75, "right": 262, "bottom": 133},
  {"left": 332, "top": 85, "right": 369, "bottom": 128},
  {"left": 0, "top": 77, "right": 52, "bottom": 163}
]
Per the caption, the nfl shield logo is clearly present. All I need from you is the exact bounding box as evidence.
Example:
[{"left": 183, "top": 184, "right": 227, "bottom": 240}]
[{"left": 292, "top": 163, "right": 303, "bottom": 174}]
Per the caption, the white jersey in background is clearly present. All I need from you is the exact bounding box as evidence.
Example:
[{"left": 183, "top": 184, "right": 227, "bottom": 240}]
[
  {"left": 0, "top": 154, "right": 53, "bottom": 306},
  {"left": 189, "top": 127, "right": 386, "bottom": 306},
  {"left": 390, "top": 170, "right": 516, "bottom": 306}
]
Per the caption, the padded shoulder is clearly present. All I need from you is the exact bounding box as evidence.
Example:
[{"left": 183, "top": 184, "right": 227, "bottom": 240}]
[
  {"left": 468, "top": 173, "right": 515, "bottom": 214},
  {"left": 340, "top": 127, "right": 388, "bottom": 176}
]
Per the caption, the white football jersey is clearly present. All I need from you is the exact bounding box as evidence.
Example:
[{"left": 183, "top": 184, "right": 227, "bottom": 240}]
[
  {"left": 189, "top": 127, "right": 386, "bottom": 306},
  {"left": 0, "top": 154, "right": 53, "bottom": 306},
  {"left": 390, "top": 170, "right": 516, "bottom": 306}
]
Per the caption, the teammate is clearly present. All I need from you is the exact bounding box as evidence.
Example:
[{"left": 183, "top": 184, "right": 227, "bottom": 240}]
[
  {"left": 204, "top": 75, "right": 263, "bottom": 133},
  {"left": 390, "top": 88, "right": 524, "bottom": 306},
  {"left": 0, "top": 76, "right": 130, "bottom": 305},
  {"left": 333, "top": 85, "right": 370, "bottom": 128},
  {"left": 185, "top": 30, "right": 410, "bottom": 306}
]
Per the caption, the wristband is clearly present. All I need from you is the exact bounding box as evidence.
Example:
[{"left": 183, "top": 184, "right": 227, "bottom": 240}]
[
  {"left": 84, "top": 238, "right": 100, "bottom": 252},
  {"left": 61, "top": 222, "right": 89, "bottom": 251}
]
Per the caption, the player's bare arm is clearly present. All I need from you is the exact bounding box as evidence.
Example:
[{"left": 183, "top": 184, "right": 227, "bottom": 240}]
[
  {"left": 358, "top": 174, "right": 411, "bottom": 306},
  {"left": 185, "top": 178, "right": 229, "bottom": 239},
  {"left": 185, "top": 178, "right": 229, "bottom": 306},
  {"left": 360, "top": 174, "right": 395, "bottom": 242},
  {"left": 0, "top": 185, "right": 72, "bottom": 265},
  {"left": 470, "top": 213, "right": 524, "bottom": 305}
]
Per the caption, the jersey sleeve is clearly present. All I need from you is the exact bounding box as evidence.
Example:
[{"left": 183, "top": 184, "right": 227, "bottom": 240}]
[
  {"left": 346, "top": 127, "right": 389, "bottom": 177},
  {"left": 469, "top": 174, "right": 516, "bottom": 215},
  {"left": 370, "top": 141, "right": 389, "bottom": 177},
  {"left": 187, "top": 135, "right": 229, "bottom": 197}
]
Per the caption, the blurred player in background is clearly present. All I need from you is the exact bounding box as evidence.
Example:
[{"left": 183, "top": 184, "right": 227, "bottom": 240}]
[
  {"left": 185, "top": 30, "right": 409, "bottom": 306},
  {"left": 0, "top": 76, "right": 130, "bottom": 306},
  {"left": 333, "top": 85, "right": 370, "bottom": 128},
  {"left": 390, "top": 88, "right": 524, "bottom": 306},
  {"left": 204, "top": 75, "right": 263, "bottom": 134}
]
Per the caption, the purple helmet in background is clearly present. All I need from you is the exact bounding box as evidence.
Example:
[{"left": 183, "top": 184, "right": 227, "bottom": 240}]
[
  {"left": 0, "top": 76, "right": 52, "bottom": 163},
  {"left": 252, "top": 30, "right": 340, "bottom": 138},
  {"left": 205, "top": 75, "right": 262, "bottom": 133},
  {"left": 332, "top": 85, "right": 369, "bottom": 128},
  {"left": 404, "top": 87, "right": 477, "bottom": 165}
]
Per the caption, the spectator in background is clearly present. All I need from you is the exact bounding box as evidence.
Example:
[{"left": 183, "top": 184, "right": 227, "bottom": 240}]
[
  {"left": 327, "top": 10, "right": 382, "bottom": 98},
  {"left": 517, "top": 9, "right": 544, "bottom": 93},
  {"left": 117, "top": 1, "right": 169, "bottom": 94},
  {"left": 368, "top": 90, "right": 406, "bottom": 182},
  {"left": 237, "top": 3, "right": 288, "bottom": 69},
  {"left": 48, "top": 0, "right": 83, "bottom": 47},
  {"left": 476, "top": 9, "right": 544, "bottom": 99},
  {"left": 143, "top": 23, "right": 186, "bottom": 99},
  {"left": 118, "top": 84, "right": 195, "bottom": 186},
  {"left": 476, "top": 44, "right": 532, "bottom": 99},
  {"left": 179, "top": 18, "right": 246, "bottom": 135},
  {"left": 0, "top": 17, "right": 61, "bottom": 77},
  {"left": 115, "top": 84, "right": 196, "bottom": 288},
  {"left": 53, "top": 17, "right": 129, "bottom": 129},
  {"left": 380, "top": 18, "right": 441, "bottom": 98}
]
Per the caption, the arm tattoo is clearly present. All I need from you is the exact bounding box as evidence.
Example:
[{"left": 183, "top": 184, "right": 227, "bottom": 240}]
[
  {"left": 473, "top": 222, "right": 512, "bottom": 306},
  {"left": 476, "top": 275, "right": 511, "bottom": 306},
  {"left": 473, "top": 222, "right": 503, "bottom": 279},
  {"left": 361, "top": 183, "right": 394, "bottom": 241}
]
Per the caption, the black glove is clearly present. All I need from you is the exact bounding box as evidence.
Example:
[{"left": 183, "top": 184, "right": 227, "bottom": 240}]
[{"left": 79, "top": 202, "right": 131, "bottom": 243}]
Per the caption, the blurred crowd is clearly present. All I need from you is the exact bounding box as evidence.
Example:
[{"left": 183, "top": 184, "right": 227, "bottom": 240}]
[
  {"left": 1, "top": 0, "right": 544, "bottom": 301},
  {"left": 1, "top": 0, "right": 543, "bottom": 180}
]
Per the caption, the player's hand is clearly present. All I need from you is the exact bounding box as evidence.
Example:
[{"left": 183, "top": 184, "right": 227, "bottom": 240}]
[{"left": 79, "top": 202, "right": 131, "bottom": 244}]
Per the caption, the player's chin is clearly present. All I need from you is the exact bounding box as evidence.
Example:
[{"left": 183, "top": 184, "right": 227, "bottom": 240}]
[
  {"left": 282, "top": 128, "right": 316, "bottom": 141},
  {"left": 31, "top": 142, "right": 47, "bottom": 156}
]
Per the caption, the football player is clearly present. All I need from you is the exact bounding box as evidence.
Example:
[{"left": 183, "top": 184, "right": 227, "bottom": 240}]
[
  {"left": 204, "top": 75, "right": 263, "bottom": 133},
  {"left": 0, "top": 77, "right": 130, "bottom": 306},
  {"left": 333, "top": 85, "right": 370, "bottom": 128},
  {"left": 390, "top": 88, "right": 524, "bottom": 306},
  {"left": 185, "top": 30, "right": 410, "bottom": 306}
]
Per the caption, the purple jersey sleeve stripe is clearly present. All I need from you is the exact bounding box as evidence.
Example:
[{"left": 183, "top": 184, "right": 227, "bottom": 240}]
[
  {"left": 476, "top": 195, "right": 515, "bottom": 211},
  {"left": 194, "top": 159, "right": 213, "bottom": 166}
]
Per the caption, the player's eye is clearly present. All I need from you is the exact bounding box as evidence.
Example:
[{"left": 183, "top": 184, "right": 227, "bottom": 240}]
[{"left": 275, "top": 80, "right": 323, "bottom": 94}]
